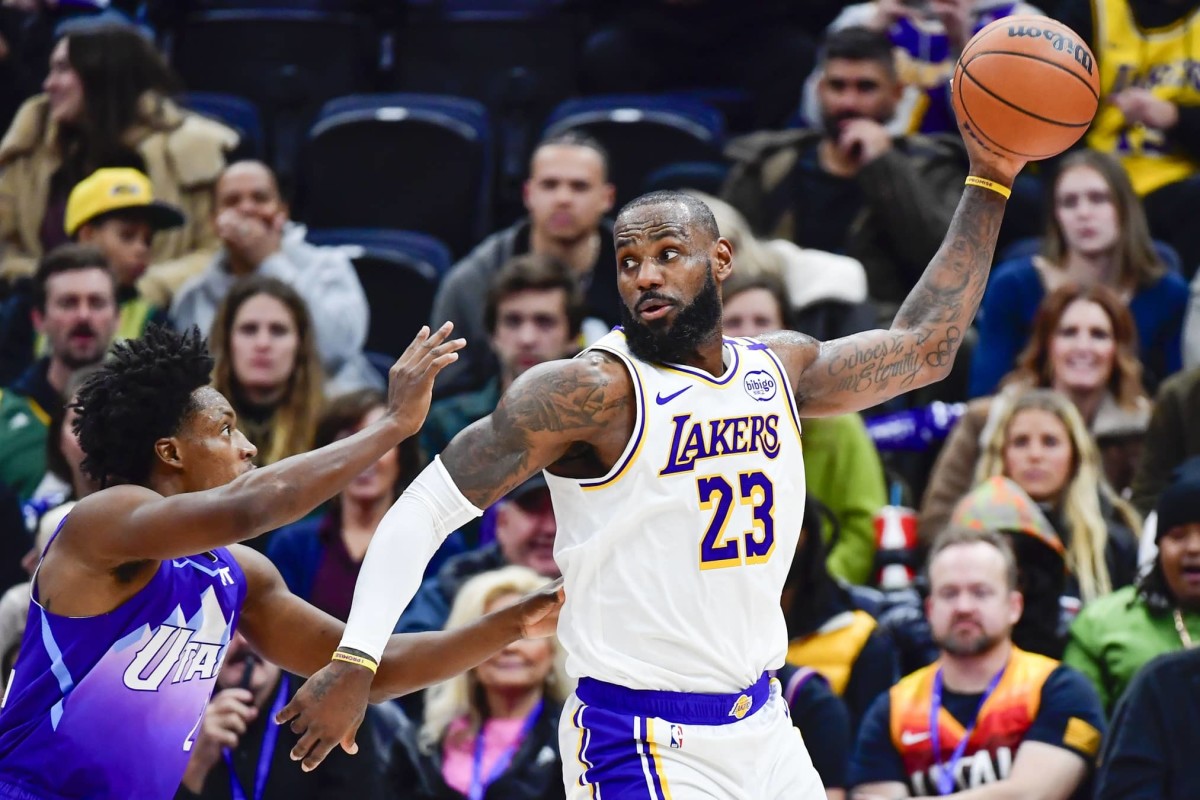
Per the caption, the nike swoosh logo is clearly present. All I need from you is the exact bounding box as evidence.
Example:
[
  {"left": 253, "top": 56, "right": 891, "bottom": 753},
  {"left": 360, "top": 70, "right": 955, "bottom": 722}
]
[
  {"left": 655, "top": 386, "right": 692, "bottom": 405},
  {"left": 900, "top": 731, "right": 931, "bottom": 746}
]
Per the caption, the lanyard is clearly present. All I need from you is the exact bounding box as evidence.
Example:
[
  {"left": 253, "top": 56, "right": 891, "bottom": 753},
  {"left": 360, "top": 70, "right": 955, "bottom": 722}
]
[
  {"left": 468, "top": 699, "right": 543, "bottom": 800},
  {"left": 928, "top": 665, "right": 1005, "bottom": 796},
  {"left": 224, "top": 675, "right": 289, "bottom": 800}
]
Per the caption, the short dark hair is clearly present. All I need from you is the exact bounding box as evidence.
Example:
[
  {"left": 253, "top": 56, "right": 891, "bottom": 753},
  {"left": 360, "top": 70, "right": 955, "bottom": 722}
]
[
  {"left": 483, "top": 254, "right": 586, "bottom": 338},
  {"left": 616, "top": 190, "right": 720, "bottom": 243},
  {"left": 316, "top": 388, "right": 426, "bottom": 498},
  {"left": 33, "top": 244, "right": 116, "bottom": 313},
  {"left": 820, "top": 25, "right": 897, "bottom": 75},
  {"left": 532, "top": 130, "right": 610, "bottom": 181},
  {"left": 72, "top": 325, "right": 214, "bottom": 488},
  {"left": 927, "top": 526, "right": 1019, "bottom": 590},
  {"left": 45, "top": 363, "right": 104, "bottom": 489}
]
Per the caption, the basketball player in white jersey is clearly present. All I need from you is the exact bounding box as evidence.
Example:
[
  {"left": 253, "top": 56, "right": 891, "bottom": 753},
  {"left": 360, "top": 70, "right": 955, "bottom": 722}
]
[{"left": 278, "top": 118, "right": 1026, "bottom": 798}]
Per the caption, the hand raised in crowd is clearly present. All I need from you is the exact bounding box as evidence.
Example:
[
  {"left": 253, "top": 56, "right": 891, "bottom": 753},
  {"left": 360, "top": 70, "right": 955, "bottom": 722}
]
[
  {"left": 838, "top": 117, "right": 894, "bottom": 166},
  {"left": 215, "top": 208, "right": 285, "bottom": 269},
  {"left": 180, "top": 688, "right": 258, "bottom": 792},
  {"left": 931, "top": 0, "right": 973, "bottom": 51},
  {"left": 1110, "top": 88, "right": 1180, "bottom": 130},
  {"left": 870, "top": 0, "right": 915, "bottom": 31}
]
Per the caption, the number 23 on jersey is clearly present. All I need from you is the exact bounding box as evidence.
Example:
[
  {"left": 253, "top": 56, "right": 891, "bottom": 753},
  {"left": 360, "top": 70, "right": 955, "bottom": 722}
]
[{"left": 695, "top": 470, "right": 775, "bottom": 570}]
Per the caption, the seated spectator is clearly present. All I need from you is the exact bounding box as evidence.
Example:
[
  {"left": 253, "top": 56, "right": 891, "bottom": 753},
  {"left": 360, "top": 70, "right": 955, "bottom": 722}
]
[
  {"left": 782, "top": 498, "right": 899, "bottom": 735},
  {"left": 1063, "top": 461, "right": 1200, "bottom": 715},
  {"left": 0, "top": 581, "right": 26, "bottom": 693},
  {"left": 431, "top": 132, "right": 618, "bottom": 395},
  {"left": 952, "top": 476, "right": 1075, "bottom": 657},
  {"left": 973, "top": 388, "right": 1140, "bottom": 607},
  {"left": 580, "top": 1, "right": 815, "bottom": 131},
  {"left": 804, "top": 0, "right": 1044, "bottom": 136},
  {"left": 1094, "top": 646, "right": 1200, "bottom": 800},
  {"left": 722, "top": 26, "right": 966, "bottom": 318},
  {"left": 0, "top": 24, "right": 235, "bottom": 284},
  {"left": 695, "top": 190, "right": 874, "bottom": 342},
  {"left": 774, "top": 662, "right": 853, "bottom": 800},
  {"left": 389, "top": 566, "right": 567, "bottom": 800},
  {"left": 23, "top": 363, "right": 100, "bottom": 537},
  {"left": 922, "top": 284, "right": 1150, "bottom": 537},
  {"left": 209, "top": 276, "right": 323, "bottom": 468},
  {"left": 970, "top": 150, "right": 1189, "bottom": 397},
  {"left": 170, "top": 161, "right": 377, "bottom": 393},
  {"left": 397, "top": 474, "right": 559, "bottom": 636},
  {"left": 720, "top": 268, "right": 885, "bottom": 584},
  {"left": 850, "top": 527, "right": 1105, "bottom": 798},
  {"left": 176, "top": 633, "right": 387, "bottom": 800},
  {"left": 1, "top": 245, "right": 116, "bottom": 500},
  {"left": 1058, "top": 0, "right": 1200, "bottom": 277},
  {"left": 1129, "top": 366, "right": 1200, "bottom": 516},
  {"left": 268, "top": 388, "right": 441, "bottom": 621},
  {"left": 421, "top": 254, "right": 584, "bottom": 457}
]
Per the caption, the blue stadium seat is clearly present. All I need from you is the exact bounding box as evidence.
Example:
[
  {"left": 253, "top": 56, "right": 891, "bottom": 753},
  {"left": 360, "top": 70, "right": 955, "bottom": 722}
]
[
  {"left": 337, "top": 244, "right": 442, "bottom": 358},
  {"left": 296, "top": 94, "right": 491, "bottom": 258},
  {"left": 168, "top": 10, "right": 380, "bottom": 183},
  {"left": 542, "top": 95, "right": 727, "bottom": 209},
  {"left": 641, "top": 161, "right": 731, "bottom": 198},
  {"left": 305, "top": 228, "right": 452, "bottom": 278},
  {"left": 177, "top": 92, "right": 265, "bottom": 161}
]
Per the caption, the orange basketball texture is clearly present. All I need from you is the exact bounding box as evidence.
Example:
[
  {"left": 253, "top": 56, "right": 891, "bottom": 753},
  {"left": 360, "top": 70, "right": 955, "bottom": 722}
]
[{"left": 952, "top": 15, "right": 1100, "bottom": 161}]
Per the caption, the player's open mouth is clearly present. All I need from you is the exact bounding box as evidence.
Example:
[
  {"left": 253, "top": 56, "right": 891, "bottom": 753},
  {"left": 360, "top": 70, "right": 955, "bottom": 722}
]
[{"left": 638, "top": 302, "right": 674, "bottom": 321}]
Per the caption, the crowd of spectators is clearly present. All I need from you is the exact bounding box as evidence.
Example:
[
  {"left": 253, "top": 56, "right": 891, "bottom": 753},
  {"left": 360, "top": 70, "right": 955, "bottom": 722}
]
[{"left": 2, "top": 1, "right": 1200, "bottom": 798}]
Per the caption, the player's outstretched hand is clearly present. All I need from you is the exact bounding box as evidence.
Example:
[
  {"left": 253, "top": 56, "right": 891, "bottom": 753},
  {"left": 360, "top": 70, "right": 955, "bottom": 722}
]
[
  {"left": 519, "top": 577, "right": 565, "bottom": 639},
  {"left": 386, "top": 322, "right": 466, "bottom": 439},
  {"left": 275, "top": 661, "right": 372, "bottom": 773}
]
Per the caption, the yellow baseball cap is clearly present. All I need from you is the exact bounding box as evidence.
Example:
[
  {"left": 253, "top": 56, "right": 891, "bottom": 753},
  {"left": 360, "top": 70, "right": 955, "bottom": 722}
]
[{"left": 65, "top": 168, "right": 186, "bottom": 237}]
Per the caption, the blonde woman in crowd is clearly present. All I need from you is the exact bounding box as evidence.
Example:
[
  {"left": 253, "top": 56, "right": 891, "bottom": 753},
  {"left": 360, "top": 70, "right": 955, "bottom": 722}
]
[
  {"left": 210, "top": 275, "right": 323, "bottom": 467},
  {"left": 922, "top": 283, "right": 1149, "bottom": 538},
  {"left": 389, "top": 566, "right": 569, "bottom": 799},
  {"left": 975, "top": 388, "right": 1141, "bottom": 607}
]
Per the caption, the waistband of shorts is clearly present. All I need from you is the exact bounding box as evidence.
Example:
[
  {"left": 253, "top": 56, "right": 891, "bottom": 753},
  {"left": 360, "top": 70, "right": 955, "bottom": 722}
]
[{"left": 575, "top": 672, "right": 772, "bottom": 726}]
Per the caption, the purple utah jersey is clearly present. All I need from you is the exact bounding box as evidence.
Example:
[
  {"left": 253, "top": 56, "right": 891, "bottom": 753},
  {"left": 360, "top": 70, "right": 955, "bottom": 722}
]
[{"left": 0, "top": 544, "right": 246, "bottom": 800}]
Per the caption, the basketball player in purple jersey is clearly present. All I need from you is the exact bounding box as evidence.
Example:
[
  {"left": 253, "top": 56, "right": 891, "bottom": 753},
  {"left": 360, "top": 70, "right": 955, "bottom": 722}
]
[{"left": 0, "top": 324, "right": 562, "bottom": 800}]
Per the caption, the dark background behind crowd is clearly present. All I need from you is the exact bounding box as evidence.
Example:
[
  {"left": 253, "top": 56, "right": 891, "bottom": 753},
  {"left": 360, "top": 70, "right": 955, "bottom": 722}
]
[{"left": 1, "top": 1, "right": 1199, "bottom": 798}]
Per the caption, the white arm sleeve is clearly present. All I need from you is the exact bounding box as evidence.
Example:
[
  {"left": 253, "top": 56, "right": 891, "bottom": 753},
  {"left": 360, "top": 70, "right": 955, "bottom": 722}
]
[{"left": 337, "top": 456, "right": 482, "bottom": 662}]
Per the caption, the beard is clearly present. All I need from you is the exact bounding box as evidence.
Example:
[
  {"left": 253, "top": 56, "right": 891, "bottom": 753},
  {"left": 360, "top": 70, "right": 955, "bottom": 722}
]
[
  {"left": 620, "top": 265, "right": 723, "bottom": 366},
  {"left": 934, "top": 624, "right": 1006, "bottom": 658}
]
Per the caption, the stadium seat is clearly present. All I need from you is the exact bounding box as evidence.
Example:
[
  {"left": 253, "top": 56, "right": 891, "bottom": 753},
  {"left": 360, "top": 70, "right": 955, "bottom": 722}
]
[
  {"left": 177, "top": 92, "right": 265, "bottom": 161},
  {"left": 340, "top": 244, "right": 442, "bottom": 358},
  {"left": 305, "top": 228, "right": 453, "bottom": 278},
  {"left": 641, "top": 161, "right": 731, "bottom": 198},
  {"left": 542, "top": 95, "right": 726, "bottom": 209},
  {"left": 168, "top": 10, "right": 380, "bottom": 183},
  {"left": 295, "top": 94, "right": 491, "bottom": 258}
]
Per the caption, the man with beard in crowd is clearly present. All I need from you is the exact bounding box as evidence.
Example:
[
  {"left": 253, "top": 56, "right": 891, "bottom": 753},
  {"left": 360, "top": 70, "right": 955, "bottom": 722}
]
[
  {"left": 279, "top": 98, "right": 1028, "bottom": 792},
  {"left": 0, "top": 245, "right": 117, "bottom": 500}
]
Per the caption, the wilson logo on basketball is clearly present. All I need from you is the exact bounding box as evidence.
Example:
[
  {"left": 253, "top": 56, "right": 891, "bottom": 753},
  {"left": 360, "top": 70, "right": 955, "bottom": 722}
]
[
  {"left": 1006, "top": 24, "right": 1094, "bottom": 75},
  {"left": 743, "top": 371, "right": 776, "bottom": 402}
]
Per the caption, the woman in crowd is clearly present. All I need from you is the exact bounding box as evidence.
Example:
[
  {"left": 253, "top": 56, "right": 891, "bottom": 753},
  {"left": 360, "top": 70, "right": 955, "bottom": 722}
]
[
  {"left": 0, "top": 24, "right": 236, "bottom": 284},
  {"left": 975, "top": 388, "right": 1140, "bottom": 607},
  {"left": 389, "top": 566, "right": 567, "bottom": 800},
  {"left": 922, "top": 283, "right": 1150, "bottom": 538},
  {"left": 210, "top": 275, "right": 323, "bottom": 468},
  {"left": 1064, "top": 461, "right": 1200, "bottom": 715},
  {"left": 722, "top": 268, "right": 886, "bottom": 585},
  {"left": 267, "top": 388, "right": 438, "bottom": 621},
  {"left": 970, "top": 149, "right": 1189, "bottom": 397}
]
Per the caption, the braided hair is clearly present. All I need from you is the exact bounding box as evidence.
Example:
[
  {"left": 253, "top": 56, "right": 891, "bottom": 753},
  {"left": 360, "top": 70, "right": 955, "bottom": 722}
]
[{"left": 72, "top": 325, "right": 213, "bottom": 488}]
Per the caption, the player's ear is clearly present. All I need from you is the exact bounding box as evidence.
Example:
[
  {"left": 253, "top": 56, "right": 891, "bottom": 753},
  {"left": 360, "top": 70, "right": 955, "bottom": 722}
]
[
  {"left": 713, "top": 237, "right": 734, "bottom": 281},
  {"left": 155, "top": 437, "right": 184, "bottom": 471}
]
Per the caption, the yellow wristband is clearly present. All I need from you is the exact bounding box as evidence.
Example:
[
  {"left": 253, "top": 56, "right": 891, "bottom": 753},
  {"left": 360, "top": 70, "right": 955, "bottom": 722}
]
[
  {"left": 332, "top": 649, "right": 378, "bottom": 674},
  {"left": 965, "top": 176, "right": 1012, "bottom": 199}
]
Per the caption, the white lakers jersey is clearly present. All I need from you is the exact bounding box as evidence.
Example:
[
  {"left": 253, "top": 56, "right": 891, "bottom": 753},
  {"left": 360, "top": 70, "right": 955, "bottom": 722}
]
[{"left": 546, "top": 329, "right": 806, "bottom": 694}]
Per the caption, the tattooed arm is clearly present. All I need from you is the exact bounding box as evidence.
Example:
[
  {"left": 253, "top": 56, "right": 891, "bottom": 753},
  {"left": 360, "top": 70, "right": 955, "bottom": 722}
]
[
  {"left": 763, "top": 118, "right": 1027, "bottom": 416},
  {"left": 274, "top": 354, "right": 632, "bottom": 771}
]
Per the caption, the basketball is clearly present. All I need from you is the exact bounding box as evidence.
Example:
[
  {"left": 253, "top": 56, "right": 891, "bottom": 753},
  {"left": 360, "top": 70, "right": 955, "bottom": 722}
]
[{"left": 952, "top": 15, "right": 1100, "bottom": 161}]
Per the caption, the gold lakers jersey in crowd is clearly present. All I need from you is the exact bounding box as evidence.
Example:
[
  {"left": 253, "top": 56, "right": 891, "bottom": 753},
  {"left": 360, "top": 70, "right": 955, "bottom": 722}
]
[{"left": 545, "top": 330, "right": 806, "bottom": 693}]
